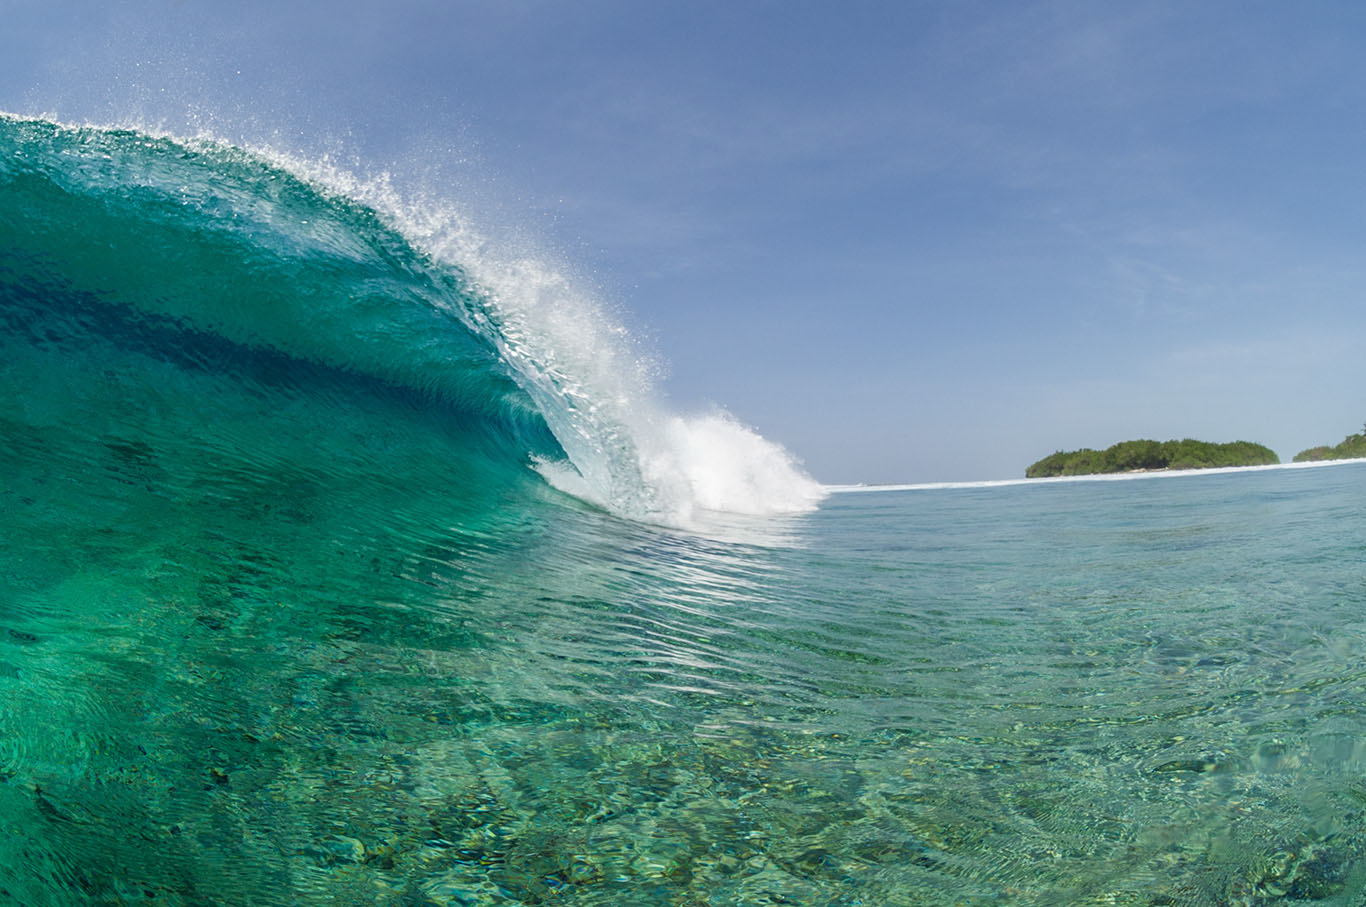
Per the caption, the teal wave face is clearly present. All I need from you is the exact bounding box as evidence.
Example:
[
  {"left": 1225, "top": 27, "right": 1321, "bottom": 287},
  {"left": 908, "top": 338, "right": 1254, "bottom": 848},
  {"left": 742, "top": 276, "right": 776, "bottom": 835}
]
[{"left": 0, "top": 115, "right": 565, "bottom": 472}]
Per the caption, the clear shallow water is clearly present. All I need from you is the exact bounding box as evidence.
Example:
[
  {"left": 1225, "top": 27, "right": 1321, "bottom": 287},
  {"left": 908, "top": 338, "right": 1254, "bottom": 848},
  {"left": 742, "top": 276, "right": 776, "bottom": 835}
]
[
  {"left": 7, "top": 449, "right": 1366, "bottom": 907},
  {"left": 4, "top": 115, "right": 1366, "bottom": 905}
]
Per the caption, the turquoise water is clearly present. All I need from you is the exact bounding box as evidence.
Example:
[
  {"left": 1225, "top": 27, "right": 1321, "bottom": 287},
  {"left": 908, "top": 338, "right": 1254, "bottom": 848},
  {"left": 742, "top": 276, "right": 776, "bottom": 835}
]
[{"left": 4, "top": 115, "right": 1366, "bottom": 905}]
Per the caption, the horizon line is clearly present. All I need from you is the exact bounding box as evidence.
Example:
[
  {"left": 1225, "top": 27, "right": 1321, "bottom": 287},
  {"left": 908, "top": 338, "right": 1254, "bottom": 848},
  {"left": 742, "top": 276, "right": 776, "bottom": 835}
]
[{"left": 825, "top": 457, "right": 1366, "bottom": 494}]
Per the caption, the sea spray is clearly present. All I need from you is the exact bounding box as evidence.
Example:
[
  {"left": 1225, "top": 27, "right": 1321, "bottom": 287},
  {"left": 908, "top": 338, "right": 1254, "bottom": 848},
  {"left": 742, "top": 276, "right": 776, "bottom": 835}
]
[{"left": 314, "top": 165, "right": 828, "bottom": 526}]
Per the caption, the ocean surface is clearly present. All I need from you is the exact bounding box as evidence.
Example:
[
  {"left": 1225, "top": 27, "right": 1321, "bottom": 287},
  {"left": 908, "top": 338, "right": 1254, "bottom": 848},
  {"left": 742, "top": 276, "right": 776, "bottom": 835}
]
[{"left": 4, "top": 115, "right": 1366, "bottom": 906}]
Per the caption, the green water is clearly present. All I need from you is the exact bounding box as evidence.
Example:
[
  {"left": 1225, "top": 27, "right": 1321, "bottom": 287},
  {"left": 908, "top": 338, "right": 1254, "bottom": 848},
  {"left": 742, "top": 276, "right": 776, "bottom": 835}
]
[
  {"left": 6, "top": 381, "right": 1366, "bottom": 905},
  {"left": 4, "top": 113, "right": 1366, "bottom": 905}
]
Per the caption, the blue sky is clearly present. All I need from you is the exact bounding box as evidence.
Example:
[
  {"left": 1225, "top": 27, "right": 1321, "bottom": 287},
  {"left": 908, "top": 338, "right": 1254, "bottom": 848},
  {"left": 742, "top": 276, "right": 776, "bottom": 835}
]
[{"left": 5, "top": 1, "right": 1365, "bottom": 483}]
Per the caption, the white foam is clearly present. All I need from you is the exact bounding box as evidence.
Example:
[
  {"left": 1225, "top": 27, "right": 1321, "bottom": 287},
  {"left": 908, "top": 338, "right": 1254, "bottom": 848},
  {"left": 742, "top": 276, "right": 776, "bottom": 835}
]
[{"left": 648, "top": 412, "right": 826, "bottom": 519}]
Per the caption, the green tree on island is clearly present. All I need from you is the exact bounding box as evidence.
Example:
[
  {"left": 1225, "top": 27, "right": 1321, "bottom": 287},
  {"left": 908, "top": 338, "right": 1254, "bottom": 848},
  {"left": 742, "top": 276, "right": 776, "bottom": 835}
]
[
  {"left": 1293, "top": 423, "right": 1366, "bottom": 462},
  {"left": 1026, "top": 439, "right": 1279, "bottom": 478}
]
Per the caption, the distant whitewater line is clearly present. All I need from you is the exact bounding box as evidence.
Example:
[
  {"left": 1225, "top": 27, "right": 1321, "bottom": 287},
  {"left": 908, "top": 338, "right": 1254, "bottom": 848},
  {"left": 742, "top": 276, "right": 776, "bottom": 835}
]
[{"left": 828, "top": 456, "right": 1366, "bottom": 493}]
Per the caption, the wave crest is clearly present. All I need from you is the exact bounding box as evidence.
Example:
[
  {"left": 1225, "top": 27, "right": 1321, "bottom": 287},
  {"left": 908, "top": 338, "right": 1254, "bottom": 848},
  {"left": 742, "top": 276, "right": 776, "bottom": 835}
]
[{"left": 0, "top": 114, "right": 825, "bottom": 528}]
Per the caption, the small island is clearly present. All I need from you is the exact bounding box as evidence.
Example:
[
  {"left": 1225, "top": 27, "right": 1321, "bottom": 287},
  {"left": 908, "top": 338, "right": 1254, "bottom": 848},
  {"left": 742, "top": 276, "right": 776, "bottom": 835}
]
[
  {"left": 1293, "top": 424, "right": 1366, "bottom": 462},
  {"left": 1026, "top": 439, "right": 1280, "bottom": 478}
]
